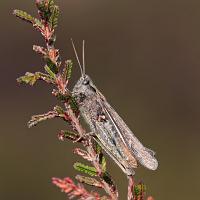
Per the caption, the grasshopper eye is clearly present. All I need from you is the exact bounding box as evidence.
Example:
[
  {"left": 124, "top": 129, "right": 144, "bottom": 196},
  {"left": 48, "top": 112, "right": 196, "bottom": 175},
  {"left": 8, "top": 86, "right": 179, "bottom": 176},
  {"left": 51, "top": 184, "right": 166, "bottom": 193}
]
[{"left": 83, "top": 79, "right": 90, "bottom": 85}]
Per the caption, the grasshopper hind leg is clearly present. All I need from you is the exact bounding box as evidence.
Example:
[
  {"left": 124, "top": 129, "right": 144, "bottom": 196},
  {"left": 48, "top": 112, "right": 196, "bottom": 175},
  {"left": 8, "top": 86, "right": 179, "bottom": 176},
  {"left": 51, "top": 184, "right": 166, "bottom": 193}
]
[{"left": 93, "top": 137, "right": 135, "bottom": 176}]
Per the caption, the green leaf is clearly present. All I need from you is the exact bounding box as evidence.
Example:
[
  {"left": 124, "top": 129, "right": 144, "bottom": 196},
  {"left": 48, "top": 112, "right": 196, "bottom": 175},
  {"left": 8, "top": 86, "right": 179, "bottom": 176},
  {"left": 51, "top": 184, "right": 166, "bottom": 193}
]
[
  {"left": 13, "top": 9, "right": 43, "bottom": 30},
  {"left": 95, "top": 142, "right": 102, "bottom": 154},
  {"left": 48, "top": 0, "right": 55, "bottom": 11},
  {"left": 69, "top": 96, "right": 79, "bottom": 113},
  {"left": 55, "top": 92, "right": 70, "bottom": 102},
  {"left": 102, "top": 172, "right": 114, "bottom": 187},
  {"left": 36, "top": 0, "right": 59, "bottom": 28},
  {"left": 44, "top": 65, "right": 56, "bottom": 79},
  {"left": 134, "top": 183, "right": 146, "bottom": 196},
  {"left": 54, "top": 93, "right": 79, "bottom": 114},
  {"left": 49, "top": 5, "right": 59, "bottom": 29},
  {"left": 17, "top": 72, "right": 40, "bottom": 86},
  {"left": 63, "top": 60, "right": 73, "bottom": 80},
  {"left": 46, "top": 58, "right": 58, "bottom": 74},
  {"left": 73, "top": 162, "right": 98, "bottom": 176},
  {"left": 36, "top": 0, "right": 51, "bottom": 21},
  {"left": 94, "top": 143, "right": 106, "bottom": 172},
  {"left": 54, "top": 105, "right": 64, "bottom": 115},
  {"left": 32, "top": 18, "right": 44, "bottom": 30},
  {"left": 13, "top": 9, "right": 34, "bottom": 23},
  {"left": 17, "top": 72, "right": 55, "bottom": 86},
  {"left": 100, "top": 154, "right": 107, "bottom": 172},
  {"left": 75, "top": 175, "right": 102, "bottom": 188},
  {"left": 59, "top": 130, "right": 79, "bottom": 141}
]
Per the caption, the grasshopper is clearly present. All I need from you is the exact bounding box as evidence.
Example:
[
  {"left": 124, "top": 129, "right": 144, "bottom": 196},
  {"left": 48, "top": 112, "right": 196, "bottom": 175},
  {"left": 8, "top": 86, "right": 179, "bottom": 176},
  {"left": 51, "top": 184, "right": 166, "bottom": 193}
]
[{"left": 71, "top": 40, "right": 158, "bottom": 175}]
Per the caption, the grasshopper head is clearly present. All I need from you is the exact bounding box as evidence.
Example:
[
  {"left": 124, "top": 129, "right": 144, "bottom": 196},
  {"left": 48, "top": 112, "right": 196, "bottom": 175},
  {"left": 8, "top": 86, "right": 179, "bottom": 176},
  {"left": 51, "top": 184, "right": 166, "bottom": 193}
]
[
  {"left": 71, "top": 40, "right": 97, "bottom": 103},
  {"left": 72, "top": 74, "right": 97, "bottom": 104}
]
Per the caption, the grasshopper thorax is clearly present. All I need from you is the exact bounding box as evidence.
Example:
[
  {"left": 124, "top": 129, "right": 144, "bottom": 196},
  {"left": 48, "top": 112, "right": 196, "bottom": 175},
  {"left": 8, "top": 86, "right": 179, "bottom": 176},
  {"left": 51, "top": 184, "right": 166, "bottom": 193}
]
[{"left": 72, "top": 75, "right": 97, "bottom": 104}]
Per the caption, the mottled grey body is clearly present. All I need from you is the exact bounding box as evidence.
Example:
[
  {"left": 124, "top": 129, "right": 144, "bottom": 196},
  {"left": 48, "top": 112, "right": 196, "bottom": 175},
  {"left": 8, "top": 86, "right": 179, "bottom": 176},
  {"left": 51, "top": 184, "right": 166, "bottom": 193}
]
[{"left": 72, "top": 75, "right": 158, "bottom": 175}]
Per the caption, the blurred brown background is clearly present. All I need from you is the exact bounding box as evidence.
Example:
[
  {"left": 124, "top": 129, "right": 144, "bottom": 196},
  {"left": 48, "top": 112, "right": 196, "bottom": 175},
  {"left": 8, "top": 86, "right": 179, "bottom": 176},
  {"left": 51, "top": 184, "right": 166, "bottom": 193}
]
[{"left": 1, "top": 0, "right": 200, "bottom": 199}]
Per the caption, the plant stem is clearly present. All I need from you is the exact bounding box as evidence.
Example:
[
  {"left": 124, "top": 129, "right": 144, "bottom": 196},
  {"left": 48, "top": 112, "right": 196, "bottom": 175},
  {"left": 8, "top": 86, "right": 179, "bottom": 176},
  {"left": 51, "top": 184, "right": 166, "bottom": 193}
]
[{"left": 128, "top": 176, "right": 135, "bottom": 200}]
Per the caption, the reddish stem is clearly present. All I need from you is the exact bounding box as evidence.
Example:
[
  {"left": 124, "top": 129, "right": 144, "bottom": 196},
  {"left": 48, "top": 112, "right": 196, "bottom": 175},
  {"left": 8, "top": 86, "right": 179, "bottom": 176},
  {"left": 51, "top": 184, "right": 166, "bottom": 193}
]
[{"left": 128, "top": 176, "right": 135, "bottom": 200}]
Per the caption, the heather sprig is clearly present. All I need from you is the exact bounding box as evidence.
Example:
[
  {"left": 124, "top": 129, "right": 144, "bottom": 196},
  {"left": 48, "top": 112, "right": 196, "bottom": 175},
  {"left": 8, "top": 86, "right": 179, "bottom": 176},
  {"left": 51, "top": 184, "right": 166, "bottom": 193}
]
[{"left": 14, "top": 0, "right": 154, "bottom": 199}]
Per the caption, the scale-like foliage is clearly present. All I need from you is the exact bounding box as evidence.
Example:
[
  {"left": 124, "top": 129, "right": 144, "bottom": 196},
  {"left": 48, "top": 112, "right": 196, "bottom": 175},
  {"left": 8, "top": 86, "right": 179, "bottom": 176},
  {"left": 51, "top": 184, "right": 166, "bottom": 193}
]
[
  {"left": 76, "top": 175, "right": 102, "bottom": 188},
  {"left": 13, "top": 9, "right": 43, "bottom": 30},
  {"left": 58, "top": 130, "right": 79, "bottom": 141},
  {"left": 36, "top": 0, "right": 59, "bottom": 29},
  {"left": 74, "top": 162, "right": 98, "bottom": 177},
  {"left": 134, "top": 183, "right": 146, "bottom": 198},
  {"left": 95, "top": 143, "right": 107, "bottom": 172},
  {"left": 44, "top": 65, "right": 56, "bottom": 79},
  {"left": 45, "top": 57, "right": 58, "bottom": 73},
  {"left": 102, "top": 172, "right": 115, "bottom": 188},
  {"left": 49, "top": 5, "right": 59, "bottom": 29},
  {"left": 17, "top": 72, "right": 40, "bottom": 86},
  {"left": 17, "top": 72, "right": 54, "bottom": 85},
  {"left": 64, "top": 60, "right": 73, "bottom": 80}
]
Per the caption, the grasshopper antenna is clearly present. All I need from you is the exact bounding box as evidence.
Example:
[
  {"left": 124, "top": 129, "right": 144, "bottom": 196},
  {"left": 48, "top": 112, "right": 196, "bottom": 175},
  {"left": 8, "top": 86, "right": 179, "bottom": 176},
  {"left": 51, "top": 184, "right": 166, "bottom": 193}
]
[
  {"left": 71, "top": 38, "right": 83, "bottom": 76},
  {"left": 82, "top": 40, "right": 86, "bottom": 76}
]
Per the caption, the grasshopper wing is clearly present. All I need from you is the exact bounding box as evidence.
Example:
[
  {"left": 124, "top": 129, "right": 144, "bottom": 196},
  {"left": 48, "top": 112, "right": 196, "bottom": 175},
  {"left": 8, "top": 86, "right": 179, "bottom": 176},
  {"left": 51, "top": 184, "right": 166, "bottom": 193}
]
[{"left": 99, "top": 95, "right": 158, "bottom": 171}]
